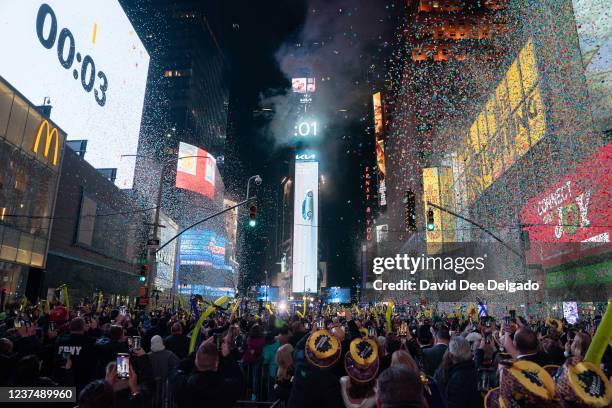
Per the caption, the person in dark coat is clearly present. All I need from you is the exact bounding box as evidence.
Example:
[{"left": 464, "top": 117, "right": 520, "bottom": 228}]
[
  {"left": 287, "top": 329, "right": 344, "bottom": 408},
  {"left": 95, "top": 325, "right": 130, "bottom": 376},
  {"left": 54, "top": 318, "right": 97, "bottom": 394},
  {"left": 378, "top": 334, "right": 401, "bottom": 373},
  {"left": 185, "top": 338, "right": 243, "bottom": 408},
  {"left": 422, "top": 325, "right": 450, "bottom": 376},
  {"left": 434, "top": 336, "right": 482, "bottom": 408},
  {"left": 0, "top": 338, "right": 18, "bottom": 385},
  {"left": 503, "top": 326, "right": 549, "bottom": 366},
  {"left": 163, "top": 322, "right": 189, "bottom": 359}
]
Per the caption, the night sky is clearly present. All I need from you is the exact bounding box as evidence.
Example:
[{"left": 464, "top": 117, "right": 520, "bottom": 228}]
[{"left": 219, "top": 1, "right": 401, "bottom": 287}]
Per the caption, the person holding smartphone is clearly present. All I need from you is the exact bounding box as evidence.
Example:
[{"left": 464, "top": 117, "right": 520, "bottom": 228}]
[
  {"left": 54, "top": 317, "right": 97, "bottom": 394},
  {"left": 96, "top": 325, "right": 130, "bottom": 376}
]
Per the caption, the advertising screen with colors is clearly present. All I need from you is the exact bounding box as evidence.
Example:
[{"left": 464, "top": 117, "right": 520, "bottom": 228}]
[{"left": 176, "top": 142, "right": 216, "bottom": 198}]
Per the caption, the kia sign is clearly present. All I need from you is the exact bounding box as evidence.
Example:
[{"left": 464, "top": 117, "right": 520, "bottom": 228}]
[
  {"left": 292, "top": 160, "right": 319, "bottom": 293},
  {"left": 0, "top": 1, "right": 149, "bottom": 189}
]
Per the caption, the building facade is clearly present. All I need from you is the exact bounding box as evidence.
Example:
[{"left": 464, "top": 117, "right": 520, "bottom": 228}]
[
  {"left": 370, "top": 0, "right": 610, "bottom": 303},
  {"left": 0, "top": 75, "right": 65, "bottom": 302},
  {"left": 45, "top": 147, "right": 147, "bottom": 302}
]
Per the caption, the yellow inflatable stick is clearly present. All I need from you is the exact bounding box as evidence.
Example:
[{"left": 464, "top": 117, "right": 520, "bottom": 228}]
[
  {"left": 231, "top": 299, "right": 241, "bottom": 314},
  {"left": 585, "top": 300, "right": 612, "bottom": 365},
  {"left": 385, "top": 301, "right": 394, "bottom": 333},
  {"left": 188, "top": 296, "right": 228, "bottom": 354},
  {"left": 372, "top": 306, "right": 380, "bottom": 326},
  {"left": 265, "top": 304, "right": 274, "bottom": 315}
]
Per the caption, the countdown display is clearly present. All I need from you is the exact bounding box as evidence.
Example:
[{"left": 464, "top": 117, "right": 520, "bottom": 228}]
[
  {"left": 294, "top": 120, "right": 318, "bottom": 137},
  {"left": 0, "top": 1, "right": 150, "bottom": 189}
]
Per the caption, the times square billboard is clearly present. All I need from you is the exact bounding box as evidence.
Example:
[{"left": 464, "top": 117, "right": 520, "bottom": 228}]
[
  {"left": 178, "top": 229, "right": 227, "bottom": 268},
  {"left": 521, "top": 141, "right": 611, "bottom": 268},
  {"left": 176, "top": 142, "right": 217, "bottom": 199},
  {"left": 0, "top": 1, "right": 150, "bottom": 189},
  {"left": 292, "top": 154, "right": 319, "bottom": 293}
]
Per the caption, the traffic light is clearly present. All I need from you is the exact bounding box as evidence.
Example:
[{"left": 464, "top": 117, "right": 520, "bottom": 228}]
[
  {"left": 249, "top": 204, "right": 257, "bottom": 227},
  {"left": 139, "top": 264, "right": 148, "bottom": 282},
  {"left": 403, "top": 190, "right": 416, "bottom": 232},
  {"left": 426, "top": 208, "right": 435, "bottom": 231}
]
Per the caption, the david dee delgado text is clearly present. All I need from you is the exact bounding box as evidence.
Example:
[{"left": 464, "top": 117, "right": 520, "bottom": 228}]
[{"left": 371, "top": 254, "right": 540, "bottom": 293}]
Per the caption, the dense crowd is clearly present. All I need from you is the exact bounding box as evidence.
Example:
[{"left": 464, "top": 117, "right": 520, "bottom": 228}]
[{"left": 0, "top": 299, "right": 611, "bottom": 408}]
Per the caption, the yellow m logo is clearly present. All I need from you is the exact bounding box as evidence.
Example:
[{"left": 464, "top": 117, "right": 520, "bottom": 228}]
[{"left": 32, "top": 120, "right": 60, "bottom": 166}]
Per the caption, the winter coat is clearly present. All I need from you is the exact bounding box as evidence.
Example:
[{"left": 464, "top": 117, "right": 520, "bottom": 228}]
[
  {"left": 148, "top": 349, "right": 180, "bottom": 382},
  {"left": 434, "top": 360, "right": 482, "bottom": 408}
]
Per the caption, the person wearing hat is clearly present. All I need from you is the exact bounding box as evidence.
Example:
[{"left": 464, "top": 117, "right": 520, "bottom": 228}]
[
  {"left": 340, "top": 337, "right": 379, "bottom": 407},
  {"left": 484, "top": 359, "right": 559, "bottom": 408},
  {"left": 555, "top": 358, "right": 611, "bottom": 407},
  {"left": 148, "top": 335, "right": 179, "bottom": 387},
  {"left": 287, "top": 328, "right": 344, "bottom": 407}
]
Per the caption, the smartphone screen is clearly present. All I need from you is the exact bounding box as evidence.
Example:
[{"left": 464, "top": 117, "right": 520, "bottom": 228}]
[
  {"left": 49, "top": 321, "right": 56, "bottom": 332},
  {"left": 120, "top": 306, "right": 127, "bottom": 316},
  {"left": 132, "top": 336, "right": 141, "bottom": 350},
  {"left": 117, "top": 353, "right": 130, "bottom": 379},
  {"left": 14, "top": 320, "right": 22, "bottom": 329}
]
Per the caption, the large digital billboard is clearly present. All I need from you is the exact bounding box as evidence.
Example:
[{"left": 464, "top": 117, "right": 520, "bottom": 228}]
[
  {"left": 0, "top": 1, "right": 150, "bottom": 189},
  {"left": 325, "top": 287, "right": 351, "bottom": 304},
  {"left": 291, "top": 78, "right": 316, "bottom": 93},
  {"left": 423, "top": 167, "right": 457, "bottom": 251},
  {"left": 572, "top": 0, "right": 611, "bottom": 132},
  {"left": 292, "top": 157, "right": 319, "bottom": 293},
  {"left": 156, "top": 212, "right": 179, "bottom": 290},
  {"left": 176, "top": 142, "right": 216, "bottom": 198},
  {"left": 178, "top": 230, "right": 226, "bottom": 268},
  {"left": 453, "top": 38, "right": 546, "bottom": 204},
  {"left": 372, "top": 92, "right": 387, "bottom": 208},
  {"left": 256, "top": 286, "right": 280, "bottom": 302},
  {"left": 521, "top": 142, "right": 611, "bottom": 266}
]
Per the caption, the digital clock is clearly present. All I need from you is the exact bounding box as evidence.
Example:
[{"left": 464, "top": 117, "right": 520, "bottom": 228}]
[
  {"left": 294, "top": 121, "right": 318, "bottom": 137},
  {"left": 36, "top": 3, "right": 108, "bottom": 107}
]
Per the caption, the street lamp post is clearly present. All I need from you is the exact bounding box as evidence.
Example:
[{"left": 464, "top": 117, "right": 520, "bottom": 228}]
[
  {"left": 246, "top": 175, "right": 262, "bottom": 201},
  {"left": 264, "top": 270, "right": 268, "bottom": 302}
]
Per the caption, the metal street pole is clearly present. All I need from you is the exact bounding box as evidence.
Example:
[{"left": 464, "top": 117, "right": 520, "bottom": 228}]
[
  {"left": 246, "top": 175, "right": 262, "bottom": 201},
  {"left": 146, "top": 160, "right": 165, "bottom": 312},
  {"left": 121, "top": 153, "right": 217, "bottom": 313},
  {"left": 239, "top": 175, "right": 261, "bottom": 299}
]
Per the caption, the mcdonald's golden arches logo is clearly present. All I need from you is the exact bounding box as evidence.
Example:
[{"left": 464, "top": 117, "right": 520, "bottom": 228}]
[{"left": 32, "top": 120, "right": 60, "bottom": 166}]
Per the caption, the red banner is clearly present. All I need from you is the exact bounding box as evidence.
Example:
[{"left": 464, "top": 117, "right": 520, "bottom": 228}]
[{"left": 521, "top": 142, "right": 611, "bottom": 266}]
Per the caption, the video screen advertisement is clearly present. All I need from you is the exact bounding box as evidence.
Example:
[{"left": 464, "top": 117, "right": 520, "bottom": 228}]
[
  {"left": 256, "top": 286, "right": 280, "bottom": 302},
  {"left": 176, "top": 142, "right": 216, "bottom": 199},
  {"left": 521, "top": 141, "right": 611, "bottom": 268},
  {"left": 0, "top": 1, "right": 150, "bottom": 189},
  {"left": 292, "top": 156, "right": 319, "bottom": 293},
  {"left": 326, "top": 287, "right": 351, "bottom": 304},
  {"left": 178, "top": 229, "right": 227, "bottom": 268}
]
